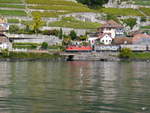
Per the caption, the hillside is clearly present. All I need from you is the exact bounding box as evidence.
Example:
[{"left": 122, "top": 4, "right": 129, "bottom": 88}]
[{"left": 0, "top": 0, "right": 149, "bottom": 31}]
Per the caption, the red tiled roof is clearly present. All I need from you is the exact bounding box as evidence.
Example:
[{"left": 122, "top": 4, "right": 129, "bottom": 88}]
[
  {"left": 132, "top": 34, "right": 150, "bottom": 43},
  {"left": 98, "top": 33, "right": 112, "bottom": 39},
  {"left": 101, "top": 20, "right": 123, "bottom": 28},
  {"left": 113, "top": 37, "right": 132, "bottom": 45}
]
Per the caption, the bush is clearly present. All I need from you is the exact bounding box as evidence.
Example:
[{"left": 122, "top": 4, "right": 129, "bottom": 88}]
[
  {"left": 42, "top": 29, "right": 59, "bottom": 36},
  {"left": 119, "top": 48, "right": 133, "bottom": 59},
  {"left": 69, "top": 30, "right": 77, "bottom": 40},
  {"left": 9, "top": 25, "right": 20, "bottom": 34},
  {"left": 41, "top": 42, "right": 48, "bottom": 49},
  {"left": 122, "top": 18, "right": 137, "bottom": 29}
]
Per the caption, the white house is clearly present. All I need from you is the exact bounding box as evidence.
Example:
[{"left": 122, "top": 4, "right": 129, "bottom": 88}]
[
  {"left": 0, "top": 34, "right": 12, "bottom": 50},
  {"left": 87, "top": 33, "right": 99, "bottom": 46},
  {"left": 0, "top": 17, "right": 9, "bottom": 32},
  {"left": 97, "top": 33, "right": 112, "bottom": 45},
  {"left": 98, "top": 20, "right": 124, "bottom": 39}
]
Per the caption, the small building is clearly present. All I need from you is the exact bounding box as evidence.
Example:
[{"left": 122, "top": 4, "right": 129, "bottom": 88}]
[
  {"left": 132, "top": 33, "right": 150, "bottom": 45},
  {"left": 0, "top": 33, "right": 12, "bottom": 50},
  {"left": 96, "top": 33, "right": 112, "bottom": 45},
  {"left": 0, "top": 17, "right": 9, "bottom": 33},
  {"left": 87, "top": 32, "right": 99, "bottom": 46},
  {"left": 98, "top": 20, "right": 124, "bottom": 38}
]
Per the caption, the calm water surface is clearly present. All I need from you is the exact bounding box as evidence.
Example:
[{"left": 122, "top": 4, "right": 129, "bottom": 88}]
[{"left": 0, "top": 61, "right": 150, "bottom": 113}]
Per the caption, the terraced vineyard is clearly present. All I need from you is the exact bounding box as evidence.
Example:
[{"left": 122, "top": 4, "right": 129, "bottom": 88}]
[{"left": 0, "top": 0, "right": 149, "bottom": 29}]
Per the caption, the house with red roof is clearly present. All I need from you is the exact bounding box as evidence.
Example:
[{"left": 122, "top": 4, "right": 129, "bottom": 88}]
[
  {"left": 98, "top": 20, "right": 124, "bottom": 39},
  {"left": 96, "top": 33, "right": 112, "bottom": 45},
  {"left": 132, "top": 33, "right": 150, "bottom": 45},
  {"left": 0, "top": 17, "right": 9, "bottom": 33}
]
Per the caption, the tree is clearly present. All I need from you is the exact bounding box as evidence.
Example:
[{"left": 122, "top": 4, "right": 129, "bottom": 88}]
[
  {"left": 69, "top": 30, "right": 77, "bottom": 40},
  {"left": 119, "top": 48, "right": 132, "bottom": 59},
  {"left": 32, "top": 14, "right": 44, "bottom": 34},
  {"left": 9, "top": 25, "right": 19, "bottom": 34},
  {"left": 77, "top": 0, "right": 108, "bottom": 8},
  {"left": 41, "top": 42, "right": 48, "bottom": 49},
  {"left": 79, "top": 35, "right": 87, "bottom": 41},
  {"left": 122, "top": 18, "right": 137, "bottom": 29},
  {"left": 106, "top": 14, "right": 119, "bottom": 23},
  {"left": 58, "top": 28, "right": 63, "bottom": 39}
]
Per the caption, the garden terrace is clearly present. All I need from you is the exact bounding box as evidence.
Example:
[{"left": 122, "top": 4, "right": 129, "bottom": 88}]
[
  {"left": 98, "top": 8, "right": 144, "bottom": 16},
  {"left": 26, "top": 0, "right": 82, "bottom": 6},
  {"left": 31, "top": 11, "right": 69, "bottom": 18},
  {"left": 7, "top": 19, "right": 20, "bottom": 23},
  {"left": 0, "top": 0, "right": 22, "bottom": 3},
  {"left": 139, "top": 8, "right": 150, "bottom": 16},
  {"left": 28, "top": 5, "right": 94, "bottom": 13},
  {"left": 0, "top": 4, "right": 25, "bottom": 9},
  {"left": 134, "top": 0, "right": 150, "bottom": 6},
  {"left": 0, "top": 10, "right": 27, "bottom": 16},
  {"left": 141, "top": 26, "right": 150, "bottom": 29},
  {"left": 48, "top": 17, "right": 101, "bottom": 29}
]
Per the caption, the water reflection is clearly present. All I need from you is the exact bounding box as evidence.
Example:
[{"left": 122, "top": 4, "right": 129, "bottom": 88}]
[{"left": 0, "top": 61, "right": 149, "bottom": 113}]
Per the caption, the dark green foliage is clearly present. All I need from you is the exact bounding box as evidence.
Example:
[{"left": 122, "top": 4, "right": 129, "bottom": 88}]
[
  {"left": 69, "top": 30, "right": 77, "bottom": 40},
  {"left": 1, "top": 49, "right": 9, "bottom": 57},
  {"left": 13, "top": 43, "right": 39, "bottom": 49},
  {"left": 119, "top": 48, "right": 133, "bottom": 58},
  {"left": 141, "top": 17, "right": 146, "bottom": 22},
  {"left": 79, "top": 35, "right": 87, "bottom": 40},
  {"left": 1, "top": 52, "right": 60, "bottom": 59},
  {"left": 41, "top": 42, "right": 48, "bottom": 49},
  {"left": 106, "top": 14, "right": 119, "bottom": 22},
  {"left": 9, "top": 25, "right": 19, "bottom": 33},
  {"left": 58, "top": 28, "right": 63, "bottom": 39},
  {"left": 122, "top": 18, "right": 137, "bottom": 29},
  {"left": 42, "top": 29, "right": 59, "bottom": 36},
  {"left": 76, "top": 0, "right": 108, "bottom": 8}
]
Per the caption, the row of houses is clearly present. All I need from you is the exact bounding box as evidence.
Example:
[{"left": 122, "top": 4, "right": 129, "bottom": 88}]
[
  {"left": 0, "top": 17, "right": 12, "bottom": 50},
  {"left": 87, "top": 20, "right": 150, "bottom": 46}
]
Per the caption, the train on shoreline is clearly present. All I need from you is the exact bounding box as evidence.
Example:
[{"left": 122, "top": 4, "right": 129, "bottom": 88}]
[{"left": 66, "top": 45, "right": 150, "bottom": 52}]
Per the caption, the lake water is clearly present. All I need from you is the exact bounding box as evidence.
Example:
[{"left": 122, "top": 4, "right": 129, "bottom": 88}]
[{"left": 0, "top": 61, "right": 150, "bottom": 113}]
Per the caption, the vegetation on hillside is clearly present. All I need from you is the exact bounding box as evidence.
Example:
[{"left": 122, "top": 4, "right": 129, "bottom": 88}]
[
  {"left": 0, "top": 0, "right": 21, "bottom": 3},
  {"left": 49, "top": 17, "right": 101, "bottom": 29},
  {"left": 0, "top": 10, "right": 26, "bottom": 16},
  {"left": 98, "top": 8, "right": 143, "bottom": 16},
  {"left": 122, "top": 18, "right": 137, "bottom": 29},
  {"left": 76, "top": 0, "right": 108, "bottom": 8},
  {"left": 0, "top": 4, "right": 25, "bottom": 9}
]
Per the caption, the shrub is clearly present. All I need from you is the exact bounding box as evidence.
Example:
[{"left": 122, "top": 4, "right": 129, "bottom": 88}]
[
  {"left": 119, "top": 48, "right": 133, "bottom": 59},
  {"left": 69, "top": 30, "right": 77, "bottom": 40},
  {"left": 122, "top": 18, "right": 137, "bottom": 29},
  {"left": 9, "top": 25, "right": 20, "bottom": 34},
  {"left": 41, "top": 42, "right": 48, "bottom": 49}
]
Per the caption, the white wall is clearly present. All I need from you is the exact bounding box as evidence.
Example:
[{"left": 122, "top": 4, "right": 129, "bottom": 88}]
[{"left": 100, "top": 35, "right": 112, "bottom": 45}]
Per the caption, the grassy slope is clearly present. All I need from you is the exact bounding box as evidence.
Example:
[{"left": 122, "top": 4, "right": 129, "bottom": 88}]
[
  {"left": 0, "top": 4, "right": 25, "bottom": 9},
  {"left": 131, "top": 52, "right": 150, "bottom": 59},
  {"left": 98, "top": 8, "right": 143, "bottom": 16},
  {"left": 134, "top": 0, "right": 150, "bottom": 5},
  {"left": 0, "top": 10, "right": 26, "bottom": 16},
  {"left": 0, "top": 0, "right": 21, "bottom": 3},
  {"left": 49, "top": 17, "right": 101, "bottom": 29}
]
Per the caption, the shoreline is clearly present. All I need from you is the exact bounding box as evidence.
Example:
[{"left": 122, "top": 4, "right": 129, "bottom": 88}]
[
  {"left": 0, "top": 51, "right": 150, "bottom": 62},
  {"left": 0, "top": 57, "right": 149, "bottom": 62}
]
